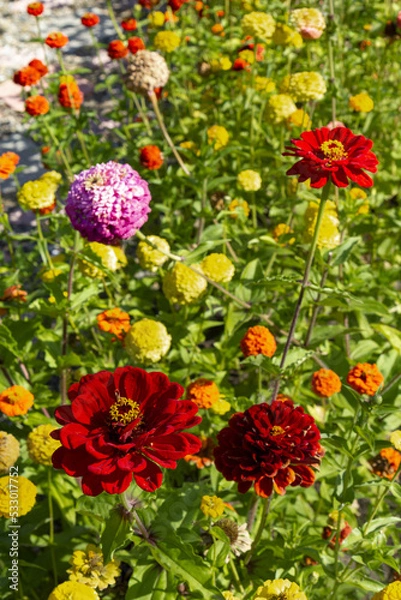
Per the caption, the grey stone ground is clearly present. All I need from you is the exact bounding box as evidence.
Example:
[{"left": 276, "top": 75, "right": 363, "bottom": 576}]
[{"left": 0, "top": 0, "right": 131, "bottom": 226}]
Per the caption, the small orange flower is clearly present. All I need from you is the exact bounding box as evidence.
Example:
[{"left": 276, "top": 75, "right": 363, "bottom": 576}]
[
  {"left": 128, "top": 36, "right": 146, "bottom": 54},
  {"left": 121, "top": 18, "right": 137, "bottom": 31},
  {"left": 185, "top": 436, "right": 216, "bottom": 468},
  {"left": 58, "top": 76, "right": 84, "bottom": 109},
  {"left": 13, "top": 66, "right": 41, "bottom": 87},
  {"left": 28, "top": 59, "right": 48, "bottom": 77},
  {"left": 97, "top": 308, "right": 131, "bottom": 341},
  {"left": 139, "top": 145, "right": 164, "bottom": 170},
  {"left": 347, "top": 363, "right": 384, "bottom": 396},
  {"left": 232, "top": 58, "right": 250, "bottom": 71},
  {"left": 0, "top": 386, "right": 34, "bottom": 417},
  {"left": 39, "top": 201, "right": 56, "bottom": 215},
  {"left": 186, "top": 378, "right": 220, "bottom": 409},
  {"left": 211, "top": 23, "right": 224, "bottom": 35},
  {"left": 25, "top": 95, "right": 50, "bottom": 116},
  {"left": 45, "top": 32, "right": 69, "bottom": 48},
  {"left": 27, "top": 2, "right": 44, "bottom": 16},
  {"left": 276, "top": 393, "right": 293, "bottom": 402},
  {"left": 0, "top": 152, "right": 20, "bottom": 180},
  {"left": 107, "top": 40, "right": 128, "bottom": 59},
  {"left": 311, "top": 369, "right": 342, "bottom": 398},
  {"left": 81, "top": 13, "right": 100, "bottom": 27},
  {"left": 216, "top": 9, "right": 225, "bottom": 17},
  {"left": 1, "top": 285, "right": 27, "bottom": 302},
  {"left": 369, "top": 447, "right": 401, "bottom": 480},
  {"left": 240, "top": 325, "right": 277, "bottom": 358}
]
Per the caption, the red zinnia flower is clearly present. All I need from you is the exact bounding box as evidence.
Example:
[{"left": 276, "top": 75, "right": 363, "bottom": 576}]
[
  {"left": 81, "top": 13, "right": 100, "bottom": 28},
  {"left": 13, "top": 66, "right": 41, "bottom": 87},
  {"left": 58, "top": 76, "right": 84, "bottom": 109},
  {"left": 51, "top": 367, "right": 202, "bottom": 496},
  {"left": 214, "top": 399, "right": 323, "bottom": 497},
  {"left": 25, "top": 95, "right": 50, "bottom": 116},
  {"left": 128, "top": 36, "right": 146, "bottom": 54},
  {"left": 107, "top": 40, "right": 128, "bottom": 60},
  {"left": 139, "top": 0, "right": 159, "bottom": 7},
  {"left": 169, "top": 0, "right": 188, "bottom": 11},
  {"left": 121, "top": 18, "right": 137, "bottom": 31},
  {"left": 28, "top": 59, "right": 48, "bottom": 77},
  {"left": 232, "top": 58, "right": 251, "bottom": 71},
  {"left": 284, "top": 126, "right": 379, "bottom": 188},
  {"left": 27, "top": 2, "right": 44, "bottom": 16},
  {"left": 139, "top": 145, "right": 164, "bottom": 170},
  {"left": 45, "top": 32, "right": 69, "bottom": 49}
]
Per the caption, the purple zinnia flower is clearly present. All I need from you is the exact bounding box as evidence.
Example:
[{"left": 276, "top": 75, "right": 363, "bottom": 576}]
[{"left": 65, "top": 161, "right": 151, "bottom": 244}]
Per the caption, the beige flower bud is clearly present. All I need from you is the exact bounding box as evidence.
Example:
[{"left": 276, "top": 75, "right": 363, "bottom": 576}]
[{"left": 125, "top": 50, "right": 170, "bottom": 95}]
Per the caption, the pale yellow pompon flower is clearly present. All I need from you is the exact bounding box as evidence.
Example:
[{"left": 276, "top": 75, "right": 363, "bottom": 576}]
[
  {"left": 228, "top": 198, "right": 250, "bottom": 219},
  {"left": 237, "top": 169, "right": 262, "bottom": 192},
  {"left": 254, "top": 76, "right": 276, "bottom": 93},
  {"left": 210, "top": 56, "right": 232, "bottom": 72},
  {"left": 223, "top": 593, "right": 240, "bottom": 600},
  {"left": 372, "top": 581, "right": 401, "bottom": 600},
  {"left": 79, "top": 243, "right": 127, "bottom": 278},
  {"left": 0, "top": 475, "right": 37, "bottom": 518},
  {"left": 180, "top": 140, "right": 200, "bottom": 156},
  {"left": 148, "top": 11, "right": 165, "bottom": 27},
  {"left": 287, "top": 108, "right": 312, "bottom": 130},
  {"left": 136, "top": 235, "right": 170, "bottom": 272},
  {"left": 68, "top": 544, "right": 120, "bottom": 591},
  {"left": 266, "top": 94, "right": 297, "bottom": 124},
  {"left": 48, "top": 581, "right": 100, "bottom": 600},
  {"left": 200, "top": 253, "right": 235, "bottom": 283},
  {"left": 289, "top": 8, "right": 326, "bottom": 40},
  {"left": 207, "top": 125, "right": 229, "bottom": 150},
  {"left": 272, "top": 23, "right": 303, "bottom": 48},
  {"left": 304, "top": 200, "right": 340, "bottom": 249},
  {"left": 349, "top": 92, "right": 374, "bottom": 113},
  {"left": 241, "top": 12, "right": 276, "bottom": 41},
  {"left": 390, "top": 431, "right": 401, "bottom": 452},
  {"left": 253, "top": 578, "right": 307, "bottom": 600},
  {"left": 125, "top": 318, "right": 171, "bottom": 364},
  {"left": 200, "top": 495, "right": 225, "bottom": 518},
  {"left": 0, "top": 432, "right": 20, "bottom": 474},
  {"left": 211, "top": 397, "right": 231, "bottom": 415},
  {"left": 17, "top": 171, "right": 61, "bottom": 212},
  {"left": 280, "top": 72, "right": 327, "bottom": 102},
  {"left": 27, "top": 424, "right": 61, "bottom": 466},
  {"left": 163, "top": 262, "right": 207, "bottom": 305},
  {"left": 154, "top": 31, "right": 180, "bottom": 53}
]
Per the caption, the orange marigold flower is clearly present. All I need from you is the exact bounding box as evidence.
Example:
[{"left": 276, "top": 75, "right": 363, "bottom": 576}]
[
  {"left": 28, "top": 58, "right": 48, "bottom": 77},
  {"left": 232, "top": 58, "right": 250, "bottom": 71},
  {"left": 39, "top": 201, "right": 56, "bottom": 215},
  {"left": 240, "top": 325, "right": 277, "bottom": 358},
  {"left": 0, "top": 386, "right": 34, "bottom": 417},
  {"left": 186, "top": 378, "right": 220, "bottom": 409},
  {"left": 276, "top": 393, "right": 293, "bottom": 402},
  {"left": 185, "top": 435, "right": 216, "bottom": 468},
  {"left": 108, "top": 40, "right": 128, "bottom": 59},
  {"left": 216, "top": 9, "right": 225, "bottom": 17},
  {"left": 211, "top": 23, "right": 224, "bottom": 35},
  {"left": 13, "top": 66, "right": 41, "bottom": 87},
  {"left": 81, "top": 12, "right": 100, "bottom": 27},
  {"left": 27, "top": 2, "right": 44, "bottom": 16},
  {"left": 1, "top": 284, "right": 27, "bottom": 302},
  {"left": 58, "top": 76, "right": 84, "bottom": 109},
  {"left": 0, "top": 152, "right": 20, "bottom": 179},
  {"left": 369, "top": 447, "right": 401, "bottom": 480},
  {"left": 121, "top": 18, "right": 137, "bottom": 31},
  {"left": 25, "top": 95, "right": 50, "bottom": 116},
  {"left": 347, "top": 362, "right": 384, "bottom": 396},
  {"left": 311, "top": 368, "right": 342, "bottom": 398},
  {"left": 139, "top": 145, "right": 164, "bottom": 170},
  {"left": 97, "top": 308, "right": 131, "bottom": 341},
  {"left": 45, "top": 32, "right": 69, "bottom": 49},
  {"left": 128, "top": 36, "right": 146, "bottom": 54}
]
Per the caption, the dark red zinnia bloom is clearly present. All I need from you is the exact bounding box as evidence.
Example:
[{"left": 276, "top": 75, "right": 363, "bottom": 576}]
[
  {"left": 51, "top": 367, "right": 202, "bottom": 496},
  {"left": 27, "top": 2, "right": 44, "bottom": 16},
  {"left": 283, "top": 126, "right": 378, "bottom": 188},
  {"left": 169, "top": 0, "right": 188, "bottom": 12},
  {"left": 28, "top": 58, "right": 48, "bottom": 77},
  {"left": 128, "top": 36, "right": 146, "bottom": 54},
  {"left": 232, "top": 58, "right": 251, "bottom": 71},
  {"left": 81, "top": 13, "right": 100, "bottom": 28},
  {"left": 121, "top": 18, "right": 137, "bottom": 31},
  {"left": 107, "top": 40, "right": 128, "bottom": 59},
  {"left": 214, "top": 400, "right": 324, "bottom": 497}
]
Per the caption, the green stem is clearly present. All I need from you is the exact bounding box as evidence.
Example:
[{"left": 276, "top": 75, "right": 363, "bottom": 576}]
[
  {"left": 229, "top": 555, "right": 245, "bottom": 594},
  {"left": 327, "top": 0, "right": 337, "bottom": 123},
  {"left": 148, "top": 92, "right": 191, "bottom": 176},
  {"left": 245, "top": 495, "right": 272, "bottom": 565},
  {"left": 107, "top": 0, "right": 125, "bottom": 39},
  {"left": 271, "top": 182, "right": 331, "bottom": 401},
  {"left": 130, "top": 91, "right": 153, "bottom": 136},
  {"left": 76, "top": 130, "right": 91, "bottom": 165},
  {"left": 43, "top": 121, "right": 74, "bottom": 180},
  {"left": 47, "top": 470, "right": 58, "bottom": 586},
  {"left": 36, "top": 214, "right": 54, "bottom": 268}
]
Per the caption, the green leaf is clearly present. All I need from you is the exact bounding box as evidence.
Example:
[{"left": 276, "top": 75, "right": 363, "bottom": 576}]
[
  {"left": 101, "top": 507, "right": 132, "bottom": 562},
  {"left": 364, "top": 516, "right": 401, "bottom": 535},
  {"left": 241, "top": 259, "right": 264, "bottom": 281},
  {"left": 373, "top": 324, "right": 401, "bottom": 353},
  {"left": 0, "top": 323, "right": 19, "bottom": 357},
  {"left": 328, "top": 236, "right": 360, "bottom": 266}
]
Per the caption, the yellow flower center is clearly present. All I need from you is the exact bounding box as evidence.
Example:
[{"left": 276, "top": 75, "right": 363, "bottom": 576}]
[
  {"left": 270, "top": 425, "right": 285, "bottom": 436},
  {"left": 84, "top": 174, "right": 104, "bottom": 190},
  {"left": 7, "top": 390, "right": 23, "bottom": 405},
  {"left": 320, "top": 140, "right": 348, "bottom": 162},
  {"left": 109, "top": 392, "right": 141, "bottom": 426}
]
